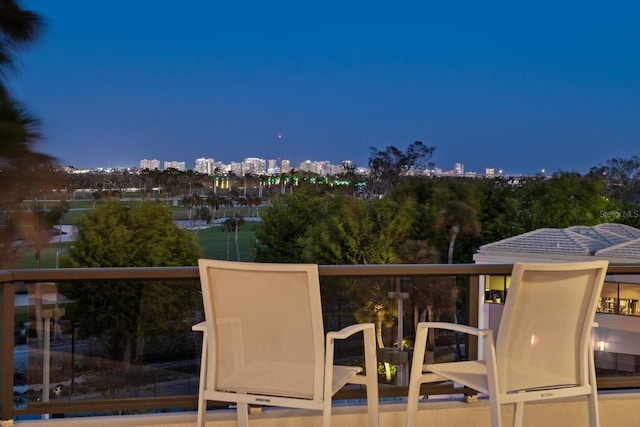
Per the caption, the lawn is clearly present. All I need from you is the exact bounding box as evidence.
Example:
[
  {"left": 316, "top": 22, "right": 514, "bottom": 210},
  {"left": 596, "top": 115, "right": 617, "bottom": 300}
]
[
  {"left": 193, "top": 222, "right": 258, "bottom": 262},
  {"left": 53, "top": 199, "right": 262, "bottom": 224},
  {"left": 15, "top": 243, "right": 75, "bottom": 269},
  {"left": 14, "top": 223, "right": 258, "bottom": 268},
  {"left": 12, "top": 199, "right": 262, "bottom": 268}
]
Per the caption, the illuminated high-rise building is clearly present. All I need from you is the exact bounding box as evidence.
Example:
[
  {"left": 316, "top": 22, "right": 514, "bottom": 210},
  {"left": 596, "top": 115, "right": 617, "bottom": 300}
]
[
  {"left": 164, "top": 161, "right": 186, "bottom": 171},
  {"left": 194, "top": 158, "right": 215, "bottom": 174},
  {"left": 139, "top": 159, "right": 160, "bottom": 170},
  {"left": 244, "top": 158, "right": 266, "bottom": 175}
]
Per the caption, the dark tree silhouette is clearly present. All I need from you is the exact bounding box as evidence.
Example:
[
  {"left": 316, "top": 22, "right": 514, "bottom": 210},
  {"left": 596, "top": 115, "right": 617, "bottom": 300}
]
[{"left": 368, "top": 141, "right": 435, "bottom": 196}]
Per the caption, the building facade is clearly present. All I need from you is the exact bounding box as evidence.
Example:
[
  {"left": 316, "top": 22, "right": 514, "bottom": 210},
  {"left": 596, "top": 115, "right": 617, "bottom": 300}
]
[
  {"left": 139, "top": 159, "right": 160, "bottom": 170},
  {"left": 474, "top": 223, "right": 640, "bottom": 376},
  {"left": 164, "top": 161, "right": 186, "bottom": 171},
  {"left": 194, "top": 158, "right": 216, "bottom": 175}
]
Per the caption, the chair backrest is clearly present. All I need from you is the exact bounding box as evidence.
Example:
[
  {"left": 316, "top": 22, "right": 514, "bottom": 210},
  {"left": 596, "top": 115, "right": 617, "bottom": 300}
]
[
  {"left": 198, "top": 259, "right": 325, "bottom": 401},
  {"left": 495, "top": 260, "right": 608, "bottom": 393}
]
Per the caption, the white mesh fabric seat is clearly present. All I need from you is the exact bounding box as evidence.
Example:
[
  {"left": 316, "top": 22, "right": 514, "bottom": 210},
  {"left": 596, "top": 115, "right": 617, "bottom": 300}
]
[
  {"left": 406, "top": 260, "right": 608, "bottom": 427},
  {"left": 193, "top": 259, "right": 379, "bottom": 427}
]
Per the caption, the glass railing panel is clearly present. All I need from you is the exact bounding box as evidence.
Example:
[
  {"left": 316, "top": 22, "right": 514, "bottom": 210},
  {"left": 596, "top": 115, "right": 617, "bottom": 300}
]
[
  {"left": 405, "top": 274, "right": 470, "bottom": 370},
  {"left": 321, "top": 275, "right": 410, "bottom": 389},
  {"left": 479, "top": 275, "right": 640, "bottom": 382},
  {"left": 16, "top": 279, "right": 203, "bottom": 412},
  {"left": 320, "top": 273, "right": 471, "bottom": 394},
  {"left": 594, "top": 281, "right": 640, "bottom": 379}
]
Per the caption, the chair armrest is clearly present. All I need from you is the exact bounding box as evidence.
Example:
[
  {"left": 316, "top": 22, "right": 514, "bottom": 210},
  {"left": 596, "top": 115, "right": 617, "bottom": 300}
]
[
  {"left": 192, "top": 321, "right": 207, "bottom": 332},
  {"left": 327, "top": 323, "right": 374, "bottom": 341},
  {"left": 419, "top": 321, "right": 492, "bottom": 337}
]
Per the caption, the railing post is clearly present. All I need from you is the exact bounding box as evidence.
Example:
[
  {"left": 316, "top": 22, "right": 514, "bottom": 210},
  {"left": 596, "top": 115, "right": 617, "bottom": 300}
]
[
  {"left": 467, "top": 275, "right": 479, "bottom": 361},
  {"left": 0, "top": 273, "right": 16, "bottom": 423}
]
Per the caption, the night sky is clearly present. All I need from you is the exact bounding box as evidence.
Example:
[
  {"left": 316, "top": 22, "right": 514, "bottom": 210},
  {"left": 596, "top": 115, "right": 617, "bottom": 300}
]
[{"left": 9, "top": 0, "right": 640, "bottom": 175}]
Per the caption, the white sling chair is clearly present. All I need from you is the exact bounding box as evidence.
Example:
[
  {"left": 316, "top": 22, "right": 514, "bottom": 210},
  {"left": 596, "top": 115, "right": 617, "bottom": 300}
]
[
  {"left": 193, "top": 259, "right": 379, "bottom": 427},
  {"left": 406, "top": 260, "right": 608, "bottom": 427}
]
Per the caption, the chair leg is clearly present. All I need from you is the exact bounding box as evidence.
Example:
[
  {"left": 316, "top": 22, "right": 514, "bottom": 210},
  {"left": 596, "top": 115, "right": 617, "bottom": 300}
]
[
  {"left": 322, "top": 398, "right": 332, "bottom": 427},
  {"left": 405, "top": 377, "right": 421, "bottom": 427},
  {"left": 365, "top": 383, "right": 379, "bottom": 427},
  {"left": 196, "top": 396, "right": 205, "bottom": 427},
  {"left": 237, "top": 402, "right": 249, "bottom": 427},
  {"left": 512, "top": 402, "right": 524, "bottom": 427},
  {"left": 196, "top": 336, "right": 208, "bottom": 427},
  {"left": 406, "top": 324, "right": 429, "bottom": 427},
  {"left": 588, "top": 351, "right": 600, "bottom": 427},
  {"left": 588, "top": 392, "right": 600, "bottom": 427},
  {"left": 363, "top": 327, "right": 379, "bottom": 427},
  {"left": 489, "top": 397, "right": 502, "bottom": 427}
]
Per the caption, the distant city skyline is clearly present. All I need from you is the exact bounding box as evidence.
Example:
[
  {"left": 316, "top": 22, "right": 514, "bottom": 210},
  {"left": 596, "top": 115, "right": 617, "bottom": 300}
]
[
  {"left": 71, "top": 155, "right": 508, "bottom": 178},
  {"left": 11, "top": 1, "right": 639, "bottom": 176},
  {"left": 78, "top": 151, "right": 527, "bottom": 177}
]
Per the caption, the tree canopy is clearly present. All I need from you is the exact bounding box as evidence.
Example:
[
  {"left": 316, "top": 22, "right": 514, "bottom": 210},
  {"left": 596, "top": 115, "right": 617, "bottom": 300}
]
[
  {"left": 368, "top": 141, "right": 435, "bottom": 196},
  {"left": 0, "top": 0, "right": 43, "bottom": 100},
  {"left": 61, "top": 200, "right": 202, "bottom": 364},
  {"left": 66, "top": 199, "right": 201, "bottom": 267},
  {"left": 255, "top": 194, "right": 326, "bottom": 263},
  {"left": 591, "top": 156, "right": 640, "bottom": 203}
]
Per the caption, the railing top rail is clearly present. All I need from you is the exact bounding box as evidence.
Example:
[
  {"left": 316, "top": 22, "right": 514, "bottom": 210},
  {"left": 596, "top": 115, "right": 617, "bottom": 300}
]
[
  {"left": 323, "top": 263, "right": 640, "bottom": 275},
  {"left": 0, "top": 266, "right": 199, "bottom": 283},
  {"left": 320, "top": 263, "right": 512, "bottom": 276},
  {"left": 0, "top": 263, "right": 637, "bottom": 283}
]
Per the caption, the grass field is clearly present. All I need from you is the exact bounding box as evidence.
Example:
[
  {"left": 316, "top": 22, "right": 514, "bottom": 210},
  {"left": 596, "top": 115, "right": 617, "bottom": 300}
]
[
  {"left": 16, "top": 225, "right": 258, "bottom": 268},
  {"left": 32, "top": 198, "right": 261, "bottom": 223},
  {"left": 195, "top": 222, "right": 259, "bottom": 262},
  {"left": 15, "top": 243, "right": 75, "bottom": 269},
  {"left": 14, "top": 199, "right": 261, "bottom": 268}
]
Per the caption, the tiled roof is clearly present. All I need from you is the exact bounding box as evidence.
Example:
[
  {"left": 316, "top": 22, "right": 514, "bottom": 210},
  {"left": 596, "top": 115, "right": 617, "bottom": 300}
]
[
  {"left": 594, "top": 223, "right": 640, "bottom": 241},
  {"left": 596, "top": 239, "right": 640, "bottom": 260},
  {"left": 566, "top": 224, "right": 636, "bottom": 248},
  {"left": 567, "top": 232, "right": 612, "bottom": 253},
  {"left": 566, "top": 225, "right": 617, "bottom": 245},
  {"left": 478, "top": 228, "right": 591, "bottom": 255},
  {"left": 478, "top": 224, "right": 640, "bottom": 261}
]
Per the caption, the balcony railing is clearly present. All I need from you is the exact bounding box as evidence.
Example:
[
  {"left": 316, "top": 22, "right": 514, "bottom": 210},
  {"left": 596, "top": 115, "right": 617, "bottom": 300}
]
[{"left": 2, "top": 263, "right": 640, "bottom": 423}]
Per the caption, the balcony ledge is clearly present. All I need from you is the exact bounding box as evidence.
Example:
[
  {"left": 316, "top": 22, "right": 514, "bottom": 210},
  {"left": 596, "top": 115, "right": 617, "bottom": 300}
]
[{"left": 12, "top": 392, "right": 640, "bottom": 427}]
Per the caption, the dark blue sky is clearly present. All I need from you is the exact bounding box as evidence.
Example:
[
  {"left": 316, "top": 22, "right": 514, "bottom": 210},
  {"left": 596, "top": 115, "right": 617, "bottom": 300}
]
[{"left": 10, "top": 0, "right": 640, "bottom": 175}]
